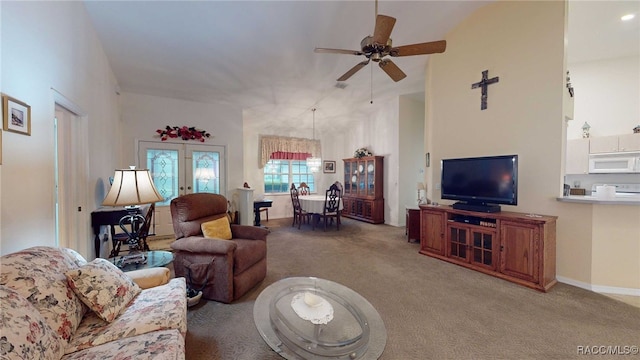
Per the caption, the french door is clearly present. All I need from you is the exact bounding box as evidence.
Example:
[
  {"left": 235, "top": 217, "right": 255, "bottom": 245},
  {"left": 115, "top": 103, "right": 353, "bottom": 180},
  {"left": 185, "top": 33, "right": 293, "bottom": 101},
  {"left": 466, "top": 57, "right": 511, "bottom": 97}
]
[{"left": 138, "top": 141, "right": 226, "bottom": 236}]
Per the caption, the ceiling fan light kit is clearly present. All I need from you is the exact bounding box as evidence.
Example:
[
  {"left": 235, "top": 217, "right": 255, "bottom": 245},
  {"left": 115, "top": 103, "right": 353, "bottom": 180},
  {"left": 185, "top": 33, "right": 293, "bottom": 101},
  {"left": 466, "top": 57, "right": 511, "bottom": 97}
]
[{"left": 315, "top": 11, "right": 446, "bottom": 82}]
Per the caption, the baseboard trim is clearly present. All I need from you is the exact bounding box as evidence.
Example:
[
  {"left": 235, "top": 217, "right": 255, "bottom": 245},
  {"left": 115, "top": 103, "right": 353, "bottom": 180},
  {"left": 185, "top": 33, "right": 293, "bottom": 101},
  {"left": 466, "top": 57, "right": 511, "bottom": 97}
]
[{"left": 557, "top": 276, "right": 640, "bottom": 297}]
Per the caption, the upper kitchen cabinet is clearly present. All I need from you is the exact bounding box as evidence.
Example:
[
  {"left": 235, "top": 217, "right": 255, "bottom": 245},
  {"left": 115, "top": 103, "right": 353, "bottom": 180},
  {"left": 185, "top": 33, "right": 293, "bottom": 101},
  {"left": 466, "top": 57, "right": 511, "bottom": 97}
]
[
  {"left": 566, "top": 138, "right": 590, "bottom": 174},
  {"left": 618, "top": 134, "right": 640, "bottom": 152},
  {"left": 590, "top": 134, "right": 640, "bottom": 154}
]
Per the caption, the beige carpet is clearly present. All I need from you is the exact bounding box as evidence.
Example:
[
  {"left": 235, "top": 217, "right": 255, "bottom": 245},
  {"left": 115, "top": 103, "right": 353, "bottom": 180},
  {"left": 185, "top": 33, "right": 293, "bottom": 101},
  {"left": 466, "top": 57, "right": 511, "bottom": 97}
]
[
  {"left": 184, "top": 218, "right": 640, "bottom": 360},
  {"left": 146, "top": 235, "right": 175, "bottom": 251}
]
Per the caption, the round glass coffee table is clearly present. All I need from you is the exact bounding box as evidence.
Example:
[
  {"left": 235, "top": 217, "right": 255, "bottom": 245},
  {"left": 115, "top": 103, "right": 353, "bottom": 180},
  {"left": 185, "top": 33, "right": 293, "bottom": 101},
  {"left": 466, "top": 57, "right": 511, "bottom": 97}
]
[
  {"left": 110, "top": 250, "right": 173, "bottom": 272},
  {"left": 254, "top": 277, "right": 386, "bottom": 359}
]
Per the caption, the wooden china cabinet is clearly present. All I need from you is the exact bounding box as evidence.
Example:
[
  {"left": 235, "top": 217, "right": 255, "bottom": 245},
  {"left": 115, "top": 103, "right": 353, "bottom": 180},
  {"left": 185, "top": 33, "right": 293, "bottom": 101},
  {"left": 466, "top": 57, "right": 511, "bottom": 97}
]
[{"left": 342, "top": 156, "right": 384, "bottom": 224}]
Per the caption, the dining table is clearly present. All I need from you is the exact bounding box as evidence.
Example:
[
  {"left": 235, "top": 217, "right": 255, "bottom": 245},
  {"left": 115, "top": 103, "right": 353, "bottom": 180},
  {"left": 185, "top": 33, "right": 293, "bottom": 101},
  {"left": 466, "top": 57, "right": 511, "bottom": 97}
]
[
  {"left": 298, "top": 194, "right": 344, "bottom": 227},
  {"left": 298, "top": 195, "right": 330, "bottom": 214}
]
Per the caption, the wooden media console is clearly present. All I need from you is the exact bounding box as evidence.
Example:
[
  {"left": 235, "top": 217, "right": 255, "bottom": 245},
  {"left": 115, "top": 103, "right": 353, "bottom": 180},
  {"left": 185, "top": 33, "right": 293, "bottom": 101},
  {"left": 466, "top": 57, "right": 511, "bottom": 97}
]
[{"left": 419, "top": 205, "right": 557, "bottom": 292}]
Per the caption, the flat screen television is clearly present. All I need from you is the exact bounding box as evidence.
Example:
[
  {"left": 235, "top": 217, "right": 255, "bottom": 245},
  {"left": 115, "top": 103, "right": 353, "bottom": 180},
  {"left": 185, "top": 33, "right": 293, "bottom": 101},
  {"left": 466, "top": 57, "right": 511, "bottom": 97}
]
[{"left": 441, "top": 154, "right": 518, "bottom": 212}]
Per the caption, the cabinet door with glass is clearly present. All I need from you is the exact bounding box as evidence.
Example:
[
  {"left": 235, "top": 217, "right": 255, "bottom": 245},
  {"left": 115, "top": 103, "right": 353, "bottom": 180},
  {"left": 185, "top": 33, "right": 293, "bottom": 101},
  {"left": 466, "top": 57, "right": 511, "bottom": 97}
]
[
  {"left": 366, "top": 158, "right": 376, "bottom": 196},
  {"left": 469, "top": 228, "right": 496, "bottom": 271},
  {"left": 357, "top": 160, "right": 366, "bottom": 195},
  {"left": 344, "top": 161, "right": 353, "bottom": 195},
  {"left": 138, "top": 141, "right": 226, "bottom": 236}
]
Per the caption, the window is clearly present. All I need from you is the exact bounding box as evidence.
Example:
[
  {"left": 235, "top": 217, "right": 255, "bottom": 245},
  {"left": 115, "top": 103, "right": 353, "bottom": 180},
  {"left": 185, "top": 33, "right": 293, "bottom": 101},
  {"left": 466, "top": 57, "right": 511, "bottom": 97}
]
[{"left": 264, "top": 160, "right": 315, "bottom": 194}]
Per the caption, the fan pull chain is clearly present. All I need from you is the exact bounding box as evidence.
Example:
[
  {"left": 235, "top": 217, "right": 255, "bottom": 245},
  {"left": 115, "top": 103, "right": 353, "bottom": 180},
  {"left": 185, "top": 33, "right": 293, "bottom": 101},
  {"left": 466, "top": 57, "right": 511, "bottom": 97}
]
[{"left": 370, "top": 64, "right": 374, "bottom": 104}]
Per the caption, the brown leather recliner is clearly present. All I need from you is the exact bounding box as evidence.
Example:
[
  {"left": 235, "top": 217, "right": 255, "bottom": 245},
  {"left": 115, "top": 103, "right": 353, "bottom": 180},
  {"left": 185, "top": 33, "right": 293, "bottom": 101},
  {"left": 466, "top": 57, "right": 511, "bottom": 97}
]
[{"left": 169, "top": 193, "right": 268, "bottom": 303}]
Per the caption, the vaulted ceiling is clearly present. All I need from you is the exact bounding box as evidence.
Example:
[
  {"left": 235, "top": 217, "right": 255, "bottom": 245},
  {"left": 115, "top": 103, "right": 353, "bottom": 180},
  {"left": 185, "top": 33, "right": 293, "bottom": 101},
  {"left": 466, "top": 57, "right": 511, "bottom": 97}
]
[{"left": 83, "top": 1, "right": 639, "bottom": 131}]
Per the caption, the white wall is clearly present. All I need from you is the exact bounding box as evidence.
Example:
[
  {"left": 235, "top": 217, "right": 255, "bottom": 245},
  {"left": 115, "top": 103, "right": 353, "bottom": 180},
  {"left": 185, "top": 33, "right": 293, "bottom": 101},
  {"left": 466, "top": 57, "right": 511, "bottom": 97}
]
[
  {"left": 398, "top": 95, "right": 426, "bottom": 224},
  {"left": 341, "top": 97, "right": 401, "bottom": 225},
  {"left": 242, "top": 95, "right": 405, "bottom": 226},
  {"left": 428, "top": 0, "right": 566, "bottom": 215},
  {"left": 242, "top": 110, "right": 348, "bottom": 220},
  {"left": 119, "top": 92, "right": 244, "bottom": 197},
  {"left": 564, "top": 55, "right": 640, "bottom": 192},
  {"left": 567, "top": 55, "right": 640, "bottom": 140},
  {"left": 0, "top": 1, "right": 121, "bottom": 257},
  {"left": 426, "top": 0, "right": 638, "bottom": 292}
]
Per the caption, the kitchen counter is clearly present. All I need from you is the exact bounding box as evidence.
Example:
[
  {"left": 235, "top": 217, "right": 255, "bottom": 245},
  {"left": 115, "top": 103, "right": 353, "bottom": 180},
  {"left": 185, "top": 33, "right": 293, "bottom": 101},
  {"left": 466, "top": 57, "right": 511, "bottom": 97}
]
[{"left": 557, "top": 194, "right": 640, "bottom": 205}]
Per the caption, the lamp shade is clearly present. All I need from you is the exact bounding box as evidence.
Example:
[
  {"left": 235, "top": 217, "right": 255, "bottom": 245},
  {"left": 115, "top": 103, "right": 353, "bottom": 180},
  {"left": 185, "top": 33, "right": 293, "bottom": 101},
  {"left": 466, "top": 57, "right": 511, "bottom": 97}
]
[
  {"left": 417, "top": 182, "right": 425, "bottom": 191},
  {"left": 102, "top": 168, "right": 164, "bottom": 206},
  {"left": 195, "top": 167, "right": 217, "bottom": 181}
]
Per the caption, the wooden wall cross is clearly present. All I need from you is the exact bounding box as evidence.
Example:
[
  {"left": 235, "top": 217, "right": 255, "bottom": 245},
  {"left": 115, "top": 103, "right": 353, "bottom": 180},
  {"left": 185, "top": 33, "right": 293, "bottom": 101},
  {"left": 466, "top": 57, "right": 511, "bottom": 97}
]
[{"left": 471, "top": 70, "right": 499, "bottom": 110}]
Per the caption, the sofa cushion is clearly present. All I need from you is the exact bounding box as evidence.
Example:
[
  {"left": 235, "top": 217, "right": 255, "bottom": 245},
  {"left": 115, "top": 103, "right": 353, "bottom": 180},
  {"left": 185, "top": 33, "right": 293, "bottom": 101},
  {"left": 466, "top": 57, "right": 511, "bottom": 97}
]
[
  {"left": 65, "top": 258, "right": 141, "bottom": 323},
  {"left": 0, "top": 246, "right": 88, "bottom": 342},
  {"left": 62, "top": 329, "right": 184, "bottom": 360},
  {"left": 0, "top": 285, "right": 65, "bottom": 360},
  {"left": 61, "top": 248, "right": 88, "bottom": 268},
  {"left": 65, "top": 277, "right": 187, "bottom": 354},
  {"left": 201, "top": 217, "right": 232, "bottom": 240},
  {"left": 126, "top": 267, "right": 171, "bottom": 289}
]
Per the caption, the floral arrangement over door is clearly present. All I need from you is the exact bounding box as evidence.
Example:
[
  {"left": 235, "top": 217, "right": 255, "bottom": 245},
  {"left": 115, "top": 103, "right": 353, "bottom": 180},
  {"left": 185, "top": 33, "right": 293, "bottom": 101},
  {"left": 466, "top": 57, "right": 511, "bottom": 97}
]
[{"left": 156, "top": 126, "right": 211, "bottom": 141}]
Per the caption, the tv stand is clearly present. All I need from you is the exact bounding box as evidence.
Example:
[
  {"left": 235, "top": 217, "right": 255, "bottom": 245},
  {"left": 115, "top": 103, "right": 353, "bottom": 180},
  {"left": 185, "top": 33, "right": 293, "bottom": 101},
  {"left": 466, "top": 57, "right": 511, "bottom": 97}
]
[
  {"left": 419, "top": 205, "right": 557, "bottom": 292},
  {"left": 452, "top": 202, "right": 501, "bottom": 213}
]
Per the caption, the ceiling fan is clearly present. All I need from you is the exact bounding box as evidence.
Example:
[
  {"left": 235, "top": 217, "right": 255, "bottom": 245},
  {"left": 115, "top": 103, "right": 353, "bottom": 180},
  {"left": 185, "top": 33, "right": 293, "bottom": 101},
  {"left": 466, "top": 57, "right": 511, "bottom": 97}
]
[{"left": 314, "top": 2, "right": 446, "bottom": 82}]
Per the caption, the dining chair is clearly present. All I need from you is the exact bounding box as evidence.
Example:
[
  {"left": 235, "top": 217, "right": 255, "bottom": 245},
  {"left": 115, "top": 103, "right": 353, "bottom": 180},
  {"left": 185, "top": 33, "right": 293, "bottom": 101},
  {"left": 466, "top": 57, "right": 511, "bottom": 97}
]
[
  {"left": 290, "top": 183, "right": 310, "bottom": 229},
  {"left": 298, "top": 182, "right": 310, "bottom": 196},
  {"left": 109, "top": 203, "right": 154, "bottom": 257},
  {"left": 334, "top": 181, "right": 344, "bottom": 194},
  {"left": 315, "top": 183, "right": 341, "bottom": 231}
]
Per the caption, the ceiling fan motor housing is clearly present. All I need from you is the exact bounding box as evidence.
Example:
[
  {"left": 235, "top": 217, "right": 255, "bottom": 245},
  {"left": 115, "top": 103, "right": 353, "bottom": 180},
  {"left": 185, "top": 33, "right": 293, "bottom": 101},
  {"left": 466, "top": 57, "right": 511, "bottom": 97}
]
[{"left": 361, "top": 36, "right": 393, "bottom": 62}]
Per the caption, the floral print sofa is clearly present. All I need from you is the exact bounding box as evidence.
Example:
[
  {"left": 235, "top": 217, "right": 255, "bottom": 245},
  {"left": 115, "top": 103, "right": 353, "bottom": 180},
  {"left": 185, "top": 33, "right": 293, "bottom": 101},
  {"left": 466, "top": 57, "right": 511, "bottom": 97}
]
[{"left": 0, "top": 246, "right": 187, "bottom": 360}]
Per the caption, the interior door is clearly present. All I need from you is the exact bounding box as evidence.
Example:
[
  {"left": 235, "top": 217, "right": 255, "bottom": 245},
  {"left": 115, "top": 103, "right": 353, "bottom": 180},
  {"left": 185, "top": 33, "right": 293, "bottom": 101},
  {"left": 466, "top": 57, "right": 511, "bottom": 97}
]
[
  {"left": 54, "top": 105, "right": 89, "bottom": 256},
  {"left": 138, "top": 141, "right": 226, "bottom": 236}
]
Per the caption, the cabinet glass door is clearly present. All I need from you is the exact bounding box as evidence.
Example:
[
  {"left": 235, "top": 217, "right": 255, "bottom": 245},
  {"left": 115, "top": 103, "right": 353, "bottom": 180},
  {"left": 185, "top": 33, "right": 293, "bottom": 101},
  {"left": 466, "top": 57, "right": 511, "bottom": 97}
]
[
  {"left": 449, "top": 227, "right": 467, "bottom": 260},
  {"left": 471, "top": 231, "right": 494, "bottom": 269},
  {"left": 357, "top": 161, "right": 365, "bottom": 194},
  {"left": 344, "top": 161, "right": 352, "bottom": 195},
  {"left": 366, "top": 159, "right": 375, "bottom": 196}
]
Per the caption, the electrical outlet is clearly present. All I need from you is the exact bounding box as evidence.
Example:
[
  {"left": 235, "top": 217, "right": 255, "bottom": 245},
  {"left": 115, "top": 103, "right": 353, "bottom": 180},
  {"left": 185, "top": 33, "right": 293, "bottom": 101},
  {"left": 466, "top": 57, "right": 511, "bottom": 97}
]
[{"left": 435, "top": 183, "right": 441, "bottom": 190}]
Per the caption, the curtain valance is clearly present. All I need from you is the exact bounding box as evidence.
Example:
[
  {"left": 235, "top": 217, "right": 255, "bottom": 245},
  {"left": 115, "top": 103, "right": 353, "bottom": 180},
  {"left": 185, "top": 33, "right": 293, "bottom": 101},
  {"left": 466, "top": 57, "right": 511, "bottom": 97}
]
[{"left": 259, "top": 135, "right": 321, "bottom": 168}]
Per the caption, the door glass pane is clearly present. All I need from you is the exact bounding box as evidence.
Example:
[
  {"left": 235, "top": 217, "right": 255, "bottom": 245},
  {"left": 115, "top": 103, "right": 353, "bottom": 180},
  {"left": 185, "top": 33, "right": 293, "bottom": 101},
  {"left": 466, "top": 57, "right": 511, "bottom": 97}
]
[
  {"left": 193, "top": 151, "right": 220, "bottom": 194},
  {"left": 358, "top": 161, "right": 365, "bottom": 192},
  {"left": 367, "top": 159, "right": 374, "bottom": 196},
  {"left": 146, "top": 149, "right": 179, "bottom": 206}
]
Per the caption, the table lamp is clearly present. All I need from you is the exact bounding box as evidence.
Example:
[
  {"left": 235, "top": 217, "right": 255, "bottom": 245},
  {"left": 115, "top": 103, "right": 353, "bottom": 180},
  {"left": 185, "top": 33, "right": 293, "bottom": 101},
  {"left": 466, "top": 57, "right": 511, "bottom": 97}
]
[
  {"left": 102, "top": 166, "right": 164, "bottom": 252},
  {"left": 417, "top": 182, "right": 425, "bottom": 205}
]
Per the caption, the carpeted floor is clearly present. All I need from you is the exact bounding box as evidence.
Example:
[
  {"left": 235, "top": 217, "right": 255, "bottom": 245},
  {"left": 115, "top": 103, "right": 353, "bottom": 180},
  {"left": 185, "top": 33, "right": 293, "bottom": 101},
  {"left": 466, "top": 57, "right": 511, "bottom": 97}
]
[
  {"left": 184, "top": 218, "right": 640, "bottom": 360},
  {"left": 146, "top": 235, "right": 175, "bottom": 251}
]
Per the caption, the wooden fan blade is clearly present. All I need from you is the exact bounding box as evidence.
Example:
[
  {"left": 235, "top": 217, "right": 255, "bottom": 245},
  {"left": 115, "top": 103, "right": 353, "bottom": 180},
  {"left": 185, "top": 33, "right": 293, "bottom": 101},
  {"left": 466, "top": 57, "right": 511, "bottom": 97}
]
[
  {"left": 372, "top": 15, "right": 396, "bottom": 45},
  {"left": 378, "top": 59, "right": 406, "bottom": 82},
  {"left": 391, "top": 40, "right": 447, "bottom": 57},
  {"left": 315, "top": 48, "right": 363, "bottom": 56},
  {"left": 337, "top": 60, "right": 370, "bottom": 81}
]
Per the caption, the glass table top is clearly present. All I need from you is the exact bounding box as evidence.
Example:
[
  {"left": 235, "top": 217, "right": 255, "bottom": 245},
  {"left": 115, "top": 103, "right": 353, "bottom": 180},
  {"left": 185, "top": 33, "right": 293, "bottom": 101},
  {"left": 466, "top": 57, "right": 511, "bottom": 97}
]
[
  {"left": 254, "top": 277, "right": 386, "bottom": 359},
  {"left": 110, "top": 250, "right": 173, "bottom": 272}
]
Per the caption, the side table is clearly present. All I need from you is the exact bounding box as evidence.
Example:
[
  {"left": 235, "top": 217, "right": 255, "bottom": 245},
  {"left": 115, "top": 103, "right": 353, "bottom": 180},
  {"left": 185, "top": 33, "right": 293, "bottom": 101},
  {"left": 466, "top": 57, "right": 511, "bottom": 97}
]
[
  {"left": 110, "top": 250, "right": 173, "bottom": 272},
  {"left": 406, "top": 206, "right": 421, "bottom": 242}
]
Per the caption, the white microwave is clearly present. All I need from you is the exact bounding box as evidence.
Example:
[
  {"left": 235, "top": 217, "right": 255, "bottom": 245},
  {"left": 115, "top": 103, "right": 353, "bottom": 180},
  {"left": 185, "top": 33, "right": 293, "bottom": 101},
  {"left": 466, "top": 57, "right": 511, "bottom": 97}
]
[{"left": 588, "top": 152, "right": 640, "bottom": 173}]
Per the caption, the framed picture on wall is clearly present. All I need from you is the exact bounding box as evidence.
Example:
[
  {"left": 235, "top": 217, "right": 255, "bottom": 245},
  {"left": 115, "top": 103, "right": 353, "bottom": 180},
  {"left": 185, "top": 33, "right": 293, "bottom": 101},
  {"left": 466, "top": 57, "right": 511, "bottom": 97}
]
[
  {"left": 2, "top": 94, "right": 31, "bottom": 136},
  {"left": 323, "top": 160, "right": 336, "bottom": 173}
]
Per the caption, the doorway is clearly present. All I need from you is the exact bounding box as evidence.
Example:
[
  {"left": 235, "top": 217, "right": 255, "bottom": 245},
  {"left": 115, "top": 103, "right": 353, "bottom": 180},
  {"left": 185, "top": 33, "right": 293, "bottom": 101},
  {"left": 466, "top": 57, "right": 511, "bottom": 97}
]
[
  {"left": 137, "top": 140, "right": 226, "bottom": 236},
  {"left": 54, "top": 102, "right": 89, "bottom": 256}
]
